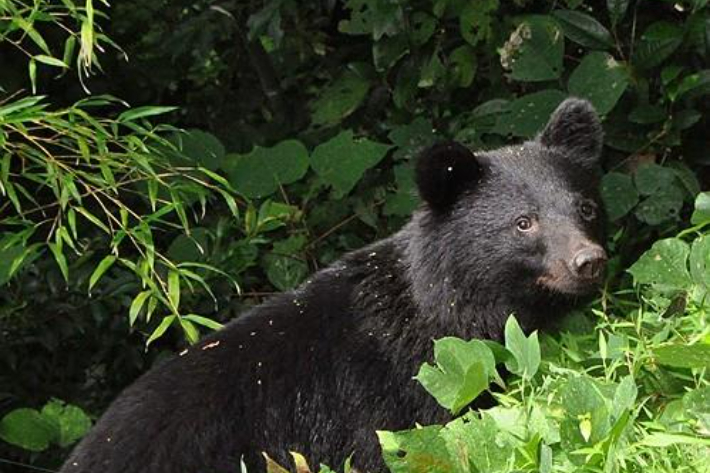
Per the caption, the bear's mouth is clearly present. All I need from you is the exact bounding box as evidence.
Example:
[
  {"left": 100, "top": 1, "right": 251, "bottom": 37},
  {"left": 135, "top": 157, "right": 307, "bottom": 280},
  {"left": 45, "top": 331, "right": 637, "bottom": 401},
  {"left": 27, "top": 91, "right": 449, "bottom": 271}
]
[{"left": 536, "top": 261, "right": 605, "bottom": 296}]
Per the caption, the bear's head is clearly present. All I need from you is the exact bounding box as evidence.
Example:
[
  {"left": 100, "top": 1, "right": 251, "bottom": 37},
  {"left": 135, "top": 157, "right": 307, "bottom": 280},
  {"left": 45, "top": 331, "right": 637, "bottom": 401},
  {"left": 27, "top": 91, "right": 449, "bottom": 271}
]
[{"left": 409, "top": 98, "right": 607, "bottom": 333}]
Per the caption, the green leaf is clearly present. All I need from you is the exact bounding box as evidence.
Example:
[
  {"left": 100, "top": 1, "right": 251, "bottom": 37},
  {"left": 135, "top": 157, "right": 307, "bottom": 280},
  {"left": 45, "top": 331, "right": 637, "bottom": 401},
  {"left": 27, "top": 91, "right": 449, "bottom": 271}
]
[
  {"left": 129, "top": 290, "right": 152, "bottom": 326},
  {"left": 33, "top": 55, "right": 69, "bottom": 68},
  {"left": 568, "top": 52, "right": 629, "bottom": 115},
  {"left": 383, "top": 163, "right": 419, "bottom": 216},
  {"left": 634, "top": 185, "right": 685, "bottom": 226},
  {"left": 560, "top": 376, "right": 611, "bottom": 449},
  {"left": 41, "top": 400, "right": 92, "bottom": 447},
  {"left": 553, "top": 10, "right": 614, "bottom": 50},
  {"left": 449, "top": 45, "right": 477, "bottom": 88},
  {"left": 641, "top": 432, "right": 710, "bottom": 447},
  {"left": 88, "top": 255, "right": 116, "bottom": 291},
  {"left": 311, "top": 71, "right": 369, "bottom": 126},
  {"left": 691, "top": 192, "right": 710, "bottom": 225},
  {"left": 635, "top": 163, "right": 679, "bottom": 196},
  {"left": 179, "top": 318, "right": 199, "bottom": 344},
  {"left": 600, "top": 172, "right": 639, "bottom": 221},
  {"left": 689, "top": 236, "right": 710, "bottom": 298},
  {"left": 440, "top": 413, "right": 517, "bottom": 473},
  {"left": 167, "top": 270, "right": 181, "bottom": 311},
  {"left": 628, "top": 238, "right": 691, "bottom": 290},
  {"left": 415, "top": 337, "right": 496, "bottom": 415},
  {"left": 459, "top": 0, "right": 498, "bottom": 47},
  {"left": 378, "top": 426, "right": 454, "bottom": 473},
  {"left": 607, "top": 0, "right": 630, "bottom": 26},
  {"left": 495, "top": 89, "right": 566, "bottom": 138},
  {"left": 182, "top": 314, "right": 223, "bottom": 331},
  {"left": 502, "top": 16, "right": 564, "bottom": 82},
  {"left": 263, "top": 253, "right": 308, "bottom": 291},
  {"left": 634, "top": 21, "right": 684, "bottom": 69},
  {"left": 48, "top": 242, "right": 69, "bottom": 282},
  {"left": 310, "top": 130, "right": 392, "bottom": 197},
  {"left": 225, "top": 140, "right": 309, "bottom": 198},
  {"left": 653, "top": 344, "right": 710, "bottom": 369},
  {"left": 388, "top": 117, "right": 437, "bottom": 161},
  {"left": 117, "top": 106, "right": 179, "bottom": 122},
  {"left": 171, "top": 129, "right": 225, "bottom": 171},
  {"left": 0, "top": 408, "right": 56, "bottom": 452},
  {"left": 146, "top": 315, "right": 176, "bottom": 346},
  {"left": 504, "top": 315, "right": 541, "bottom": 379}
]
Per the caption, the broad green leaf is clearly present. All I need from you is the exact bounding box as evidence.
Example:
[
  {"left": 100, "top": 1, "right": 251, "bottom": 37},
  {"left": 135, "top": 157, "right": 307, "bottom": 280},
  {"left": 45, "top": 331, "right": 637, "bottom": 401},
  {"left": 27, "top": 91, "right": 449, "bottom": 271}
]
[
  {"left": 611, "top": 376, "right": 638, "bottom": 421},
  {"left": 504, "top": 315, "right": 541, "bottom": 379},
  {"left": 383, "top": 163, "right": 418, "bottom": 216},
  {"left": 653, "top": 344, "right": 710, "bottom": 369},
  {"left": 263, "top": 253, "right": 308, "bottom": 291},
  {"left": 118, "top": 106, "right": 178, "bottom": 122},
  {"left": 495, "top": 89, "right": 566, "bottom": 138},
  {"left": 553, "top": 10, "right": 614, "bottom": 50},
  {"left": 41, "top": 400, "right": 92, "bottom": 447},
  {"left": 409, "top": 11, "right": 436, "bottom": 46},
  {"left": 502, "top": 16, "right": 564, "bottom": 82},
  {"left": 600, "top": 172, "right": 639, "bottom": 220},
  {"left": 225, "top": 140, "right": 309, "bottom": 198},
  {"left": 634, "top": 22, "right": 684, "bottom": 69},
  {"left": 311, "top": 71, "right": 369, "bottom": 126},
  {"left": 338, "top": 0, "right": 401, "bottom": 40},
  {"left": 607, "top": 0, "right": 630, "bottom": 25},
  {"left": 559, "top": 376, "right": 611, "bottom": 450},
  {"left": 449, "top": 45, "right": 477, "bottom": 88},
  {"left": 689, "top": 236, "right": 710, "bottom": 297},
  {"left": 440, "top": 413, "right": 517, "bottom": 473},
  {"left": 628, "top": 238, "right": 691, "bottom": 290},
  {"left": 635, "top": 163, "right": 680, "bottom": 196},
  {"left": 634, "top": 185, "right": 685, "bottom": 226},
  {"left": 459, "top": 0, "right": 498, "bottom": 47},
  {"left": 691, "top": 192, "right": 710, "bottom": 225},
  {"left": 415, "top": 337, "right": 496, "bottom": 415},
  {"left": 568, "top": 52, "right": 629, "bottom": 115},
  {"left": 378, "top": 426, "right": 453, "bottom": 473},
  {"left": 88, "top": 255, "right": 116, "bottom": 291},
  {"left": 388, "top": 117, "right": 436, "bottom": 161},
  {"left": 310, "top": 130, "right": 392, "bottom": 197},
  {"left": 171, "top": 129, "right": 225, "bottom": 171},
  {"left": 683, "top": 386, "right": 710, "bottom": 434},
  {"left": 0, "top": 408, "right": 56, "bottom": 452}
]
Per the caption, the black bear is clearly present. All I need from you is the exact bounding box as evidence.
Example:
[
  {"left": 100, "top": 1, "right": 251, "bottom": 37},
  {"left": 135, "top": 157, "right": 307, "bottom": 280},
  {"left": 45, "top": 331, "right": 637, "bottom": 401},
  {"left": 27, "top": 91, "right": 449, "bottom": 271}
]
[{"left": 60, "top": 98, "right": 607, "bottom": 473}]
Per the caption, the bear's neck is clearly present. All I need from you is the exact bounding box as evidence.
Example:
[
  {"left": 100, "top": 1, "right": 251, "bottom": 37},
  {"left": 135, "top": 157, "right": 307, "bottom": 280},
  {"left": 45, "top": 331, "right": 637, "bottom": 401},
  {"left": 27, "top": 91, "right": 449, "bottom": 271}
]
[{"left": 399, "top": 214, "right": 567, "bottom": 341}]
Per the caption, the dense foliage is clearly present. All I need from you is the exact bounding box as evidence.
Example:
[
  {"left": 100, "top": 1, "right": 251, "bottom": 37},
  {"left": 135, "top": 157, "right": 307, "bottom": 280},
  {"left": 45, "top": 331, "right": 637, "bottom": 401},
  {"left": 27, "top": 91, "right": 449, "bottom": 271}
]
[{"left": 0, "top": 0, "right": 708, "bottom": 471}]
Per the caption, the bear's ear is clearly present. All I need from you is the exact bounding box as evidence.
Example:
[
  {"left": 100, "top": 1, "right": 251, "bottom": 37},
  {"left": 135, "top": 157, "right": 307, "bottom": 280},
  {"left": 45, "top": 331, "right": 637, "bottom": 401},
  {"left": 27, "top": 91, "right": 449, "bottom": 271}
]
[
  {"left": 538, "top": 98, "right": 603, "bottom": 166},
  {"left": 415, "top": 141, "right": 482, "bottom": 212}
]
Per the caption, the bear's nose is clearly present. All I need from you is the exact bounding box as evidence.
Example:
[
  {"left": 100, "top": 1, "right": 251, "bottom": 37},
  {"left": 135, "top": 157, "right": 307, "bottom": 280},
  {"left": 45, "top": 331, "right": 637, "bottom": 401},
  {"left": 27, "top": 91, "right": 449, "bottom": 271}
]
[{"left": 570, "top": 246, "right": 607, "bottom": 280}]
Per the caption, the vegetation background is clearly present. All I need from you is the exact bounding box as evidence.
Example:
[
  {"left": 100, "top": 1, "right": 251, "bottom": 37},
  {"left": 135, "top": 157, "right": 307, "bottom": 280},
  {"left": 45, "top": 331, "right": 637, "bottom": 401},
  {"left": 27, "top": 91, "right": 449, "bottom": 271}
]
[{"left": 0, "top": 0, "right": 708, "bottom": 472}]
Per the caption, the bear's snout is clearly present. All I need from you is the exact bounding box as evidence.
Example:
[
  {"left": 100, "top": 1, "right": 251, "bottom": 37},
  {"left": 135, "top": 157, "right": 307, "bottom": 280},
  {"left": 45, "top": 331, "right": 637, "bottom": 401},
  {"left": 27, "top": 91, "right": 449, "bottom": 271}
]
[{"left": 569, "top": 245, "right": 607, "bottom": 281}]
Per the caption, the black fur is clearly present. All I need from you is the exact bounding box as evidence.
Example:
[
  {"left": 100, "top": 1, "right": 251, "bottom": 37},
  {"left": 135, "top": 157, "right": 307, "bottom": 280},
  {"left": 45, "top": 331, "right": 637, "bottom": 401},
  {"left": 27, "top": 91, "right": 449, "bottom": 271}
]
[
  {"left": 60, "top": 98, "right": 606, "bottom": 473},
  {"left": 415, "top": 141, "right": 481, "bottom": 212},
  {"left": 538, "top": 97, "right": 603, "bottom": 169}
]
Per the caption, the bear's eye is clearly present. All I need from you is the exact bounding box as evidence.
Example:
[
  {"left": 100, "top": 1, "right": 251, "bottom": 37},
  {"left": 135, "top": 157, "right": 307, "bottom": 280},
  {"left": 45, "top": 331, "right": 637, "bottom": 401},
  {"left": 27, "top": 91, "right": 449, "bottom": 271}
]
[
  {"left": 579, "top": 200, "right": 597, "bottom": 220},
  {"left": 515, "top": 216, "right": 534, "bottom": 232}
]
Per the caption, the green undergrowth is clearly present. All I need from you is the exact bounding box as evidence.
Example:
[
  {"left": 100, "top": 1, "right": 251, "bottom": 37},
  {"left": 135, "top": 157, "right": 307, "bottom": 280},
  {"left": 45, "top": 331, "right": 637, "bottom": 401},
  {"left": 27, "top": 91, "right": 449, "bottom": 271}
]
[{"left": 263, "top": 193, "right": 710, "bottom": 473}]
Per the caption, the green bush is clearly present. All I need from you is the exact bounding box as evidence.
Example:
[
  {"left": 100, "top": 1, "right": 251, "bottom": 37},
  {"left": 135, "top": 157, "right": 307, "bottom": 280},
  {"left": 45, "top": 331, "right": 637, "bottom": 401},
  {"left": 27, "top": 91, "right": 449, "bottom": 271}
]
[{"left": 0, "top": 0, "right": 708, "bottom": 470}]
